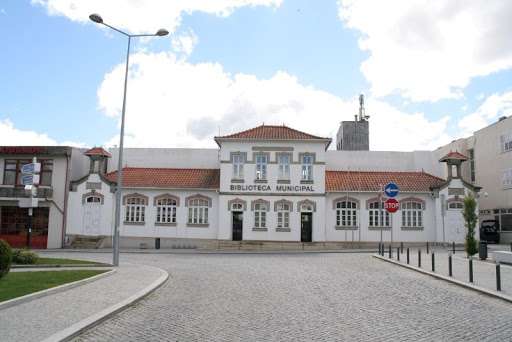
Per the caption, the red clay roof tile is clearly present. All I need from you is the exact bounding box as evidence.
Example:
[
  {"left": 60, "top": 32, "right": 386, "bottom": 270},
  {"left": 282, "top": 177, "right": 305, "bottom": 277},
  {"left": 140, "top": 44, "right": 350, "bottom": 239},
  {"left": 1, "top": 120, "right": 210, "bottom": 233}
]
[
  {"left": 326, "top": 171, "right": 445, "bottom": 192},
  {"left": 105, "top": 168, "right": 220, "bottom": 189},
  {"left": 439, "top": 151, "right": 468, "bottom": 162},
  {"left": 215, "top": 124, "right": 331, "bottom": 141},
  {"left": 84, "top": 147, "right": 112, "bottom": 158}
]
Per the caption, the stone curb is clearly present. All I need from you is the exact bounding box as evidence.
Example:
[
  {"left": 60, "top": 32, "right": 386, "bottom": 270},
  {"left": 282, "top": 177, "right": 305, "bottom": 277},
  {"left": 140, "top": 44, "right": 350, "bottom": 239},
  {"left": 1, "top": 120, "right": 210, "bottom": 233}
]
[
  {"left": 12, "top": 263, "right": 112, "bottom": 269},
  {"left": 42, "top": 249, "right": 379, "bottom": 255},
  {"left": 373, "top": 254, "right": 512, "bottom": 304},
  {"left": 41, "top": 266, "right": 169, "bottom": 342},
  {"left": 0, "top": 269, "right": 116, "bottom": 311}
]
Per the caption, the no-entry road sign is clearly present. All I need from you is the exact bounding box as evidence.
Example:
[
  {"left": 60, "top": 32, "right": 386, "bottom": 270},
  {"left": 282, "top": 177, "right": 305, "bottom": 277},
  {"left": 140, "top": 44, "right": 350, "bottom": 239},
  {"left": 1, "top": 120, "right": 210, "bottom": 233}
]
[
  {"left": 384, "top": 182, "right": 399, "bottom": 197},
  {"left": 384, "top": 198, "right": 399, "bottom": 213}
]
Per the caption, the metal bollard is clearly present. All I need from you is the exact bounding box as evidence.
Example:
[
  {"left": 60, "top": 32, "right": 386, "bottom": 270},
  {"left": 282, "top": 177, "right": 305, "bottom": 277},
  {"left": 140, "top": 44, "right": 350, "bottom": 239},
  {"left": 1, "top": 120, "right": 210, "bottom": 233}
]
[
  {"left": 452, "top": 241, "right": 456, "bottom": 254},
  {"left": 469, "top": 258, "right": 474, "bottom": 283},
  {"left": 418, "top": 249, "right": 422, "bottom": 268},
  {"left": 427, "top": 241, "right": 429, "bottom": 254},
  {"left": 448, "top": 254, "right": 452, "bottom": 277},
  {"left": 155, "top": 238, "right": 161, "bottom": 250},
  {"left": 407, "top": 248, "right": 410, "bottom": 264},
  {"left": 431, "top": 252, "right": 435, "bottom": 272},
  {"left": 510, "top": 242, "right": 512, "bottom": 252},
  {"left": 378, "top": 243, "right": 381, "bottom": 255},
  {"left": 397, "top": 247, "right": 400, "bottom": 261},
  {"left": 401, "top": 242, "right": 404, "bottom": 254},
  {"left": 389, "top": 245, "right": 392, "bottom": 259},
  {"left": 496, "top": 263, "right": 501, "bottom": 292}
]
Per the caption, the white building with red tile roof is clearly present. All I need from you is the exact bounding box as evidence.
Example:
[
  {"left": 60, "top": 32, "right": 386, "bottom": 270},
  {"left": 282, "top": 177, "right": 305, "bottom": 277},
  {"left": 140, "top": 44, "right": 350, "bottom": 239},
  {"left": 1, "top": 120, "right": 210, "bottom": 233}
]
[{"left": 63, "top": 125, "right": 479, "bottom": 248}]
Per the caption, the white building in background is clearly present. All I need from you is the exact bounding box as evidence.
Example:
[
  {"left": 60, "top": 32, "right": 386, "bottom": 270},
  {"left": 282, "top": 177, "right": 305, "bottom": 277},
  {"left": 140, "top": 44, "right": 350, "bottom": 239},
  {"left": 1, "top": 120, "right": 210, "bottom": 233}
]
[
  {"left": 65, "top": 125, "right": 479, "bottom": 248},
  {"left": 436, "top": 115, "right": 512, "bottom": 242}
]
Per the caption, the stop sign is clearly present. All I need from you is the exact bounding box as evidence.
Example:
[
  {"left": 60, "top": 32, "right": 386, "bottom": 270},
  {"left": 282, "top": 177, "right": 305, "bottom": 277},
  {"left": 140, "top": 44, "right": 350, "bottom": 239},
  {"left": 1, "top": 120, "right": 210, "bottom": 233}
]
[{"left": 384, "top": 198, "right": 399, "bottom": 213}]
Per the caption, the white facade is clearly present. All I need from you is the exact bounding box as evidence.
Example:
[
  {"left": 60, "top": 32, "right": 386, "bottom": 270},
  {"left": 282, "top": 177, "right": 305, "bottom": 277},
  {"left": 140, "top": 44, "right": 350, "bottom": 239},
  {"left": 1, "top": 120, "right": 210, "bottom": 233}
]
[{"left": 65, "top": 126, "right": 477, "bottom": 247}]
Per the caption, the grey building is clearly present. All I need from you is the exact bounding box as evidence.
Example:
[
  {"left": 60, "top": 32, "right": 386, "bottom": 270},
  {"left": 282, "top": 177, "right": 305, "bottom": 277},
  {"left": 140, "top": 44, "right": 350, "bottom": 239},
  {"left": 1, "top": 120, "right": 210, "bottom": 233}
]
[{"left": 336, "top": 94, "right": 369, "bottom": 151}]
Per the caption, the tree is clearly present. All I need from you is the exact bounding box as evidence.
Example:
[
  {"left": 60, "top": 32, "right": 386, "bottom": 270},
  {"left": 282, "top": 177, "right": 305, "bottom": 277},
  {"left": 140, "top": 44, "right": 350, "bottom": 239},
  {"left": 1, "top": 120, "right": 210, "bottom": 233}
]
[
  {"left": 0, "top": 239, "right": 12, "bottom": 279},
  {"left": 463, "top": 194, "right": 478, "bottom": 256}
]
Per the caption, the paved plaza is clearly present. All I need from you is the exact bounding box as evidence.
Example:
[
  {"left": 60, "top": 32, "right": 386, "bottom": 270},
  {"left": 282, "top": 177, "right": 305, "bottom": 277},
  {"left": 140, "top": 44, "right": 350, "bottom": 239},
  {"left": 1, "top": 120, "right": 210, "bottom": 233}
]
[{"left": 72, "top": 252, "right": 512, "bottom": 342}]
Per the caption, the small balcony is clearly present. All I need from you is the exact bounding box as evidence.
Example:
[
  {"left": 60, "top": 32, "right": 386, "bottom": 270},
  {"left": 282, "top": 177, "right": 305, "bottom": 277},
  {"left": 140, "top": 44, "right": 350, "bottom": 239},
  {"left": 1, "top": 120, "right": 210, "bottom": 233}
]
[{"left": 0, "top": 186, "right": 53, "bottom": 199}]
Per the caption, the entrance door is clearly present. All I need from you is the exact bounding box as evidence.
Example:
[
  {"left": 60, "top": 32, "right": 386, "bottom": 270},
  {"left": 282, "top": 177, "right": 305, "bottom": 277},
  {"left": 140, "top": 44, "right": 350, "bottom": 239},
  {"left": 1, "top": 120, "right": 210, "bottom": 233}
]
[
  {"left": 232, "top": 211, "right": 243, "bottom": 241},
  {"left": 301, "top": 212, "right": 312, "bottom": 242}
]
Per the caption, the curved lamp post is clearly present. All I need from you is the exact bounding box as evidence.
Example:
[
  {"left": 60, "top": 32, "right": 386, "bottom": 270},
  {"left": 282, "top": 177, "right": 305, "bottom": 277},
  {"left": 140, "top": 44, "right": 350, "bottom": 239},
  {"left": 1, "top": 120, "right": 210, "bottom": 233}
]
[{"left": 89, "top": 14, "right": 168, "bottom": 266}]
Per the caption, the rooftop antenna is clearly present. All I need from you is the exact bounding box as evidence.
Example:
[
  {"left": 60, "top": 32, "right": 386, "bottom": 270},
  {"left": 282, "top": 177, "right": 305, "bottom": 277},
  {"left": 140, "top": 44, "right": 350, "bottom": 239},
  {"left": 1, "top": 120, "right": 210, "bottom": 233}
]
[{"left": 358, "top": 94, "right": 370, "bottom": 121}]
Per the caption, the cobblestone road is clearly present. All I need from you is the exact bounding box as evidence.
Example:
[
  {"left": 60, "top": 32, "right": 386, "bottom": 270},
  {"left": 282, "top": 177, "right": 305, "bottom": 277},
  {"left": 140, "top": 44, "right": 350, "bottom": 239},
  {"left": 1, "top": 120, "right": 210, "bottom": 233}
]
[{"left": 75, "top": 253, "right": 512, "bottom": 341}]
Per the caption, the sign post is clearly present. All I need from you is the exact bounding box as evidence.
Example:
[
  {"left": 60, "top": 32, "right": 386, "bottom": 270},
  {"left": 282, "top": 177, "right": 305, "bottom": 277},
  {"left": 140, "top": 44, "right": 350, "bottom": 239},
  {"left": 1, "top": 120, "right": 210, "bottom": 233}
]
[
  {"left": 383, "top": 182, "right": 400, "bottom": 245},
  {"left": 20, "top": 158, "right": 40, "bottom": 249}
]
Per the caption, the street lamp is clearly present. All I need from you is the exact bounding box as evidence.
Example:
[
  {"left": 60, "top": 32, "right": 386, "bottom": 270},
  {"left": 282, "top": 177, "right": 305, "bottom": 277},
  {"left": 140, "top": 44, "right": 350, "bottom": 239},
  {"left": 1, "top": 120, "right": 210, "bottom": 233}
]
[{"left": 89, "top": 14, "right": 168, "bottom": 266}]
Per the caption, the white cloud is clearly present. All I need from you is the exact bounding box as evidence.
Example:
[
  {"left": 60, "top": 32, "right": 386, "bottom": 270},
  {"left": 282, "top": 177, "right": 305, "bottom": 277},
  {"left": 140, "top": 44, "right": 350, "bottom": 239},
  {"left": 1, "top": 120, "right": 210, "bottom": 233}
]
[
  {"left": 171, "top": 30, "right": 198, "bottom": 57},
  {"left": 0, "top": 118, "right": 85, "bottom": 146},
  {"left": 458, "top": 91, "right": 512, "bottom": 135},
  {"left": 339, "top": 0, "right": 512, "bottom": 102},
  {"left": 97, "top": 51, "right": 452, "bottom": 151},
  {"left": 32, "top": 0, "right": 282, "bottom": 34}
]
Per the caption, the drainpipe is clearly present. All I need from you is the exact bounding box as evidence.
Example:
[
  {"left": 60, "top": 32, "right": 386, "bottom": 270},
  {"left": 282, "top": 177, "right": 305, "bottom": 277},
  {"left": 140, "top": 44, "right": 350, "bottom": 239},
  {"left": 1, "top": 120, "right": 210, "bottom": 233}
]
[{"left": 61, "top": 152, "right": 71, "bottom": 248}]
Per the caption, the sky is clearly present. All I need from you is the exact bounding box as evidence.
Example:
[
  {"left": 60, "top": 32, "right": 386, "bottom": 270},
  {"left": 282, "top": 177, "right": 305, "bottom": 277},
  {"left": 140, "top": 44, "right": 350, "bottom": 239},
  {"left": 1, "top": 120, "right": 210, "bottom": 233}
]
[{"left": 1, "top": 0, "right": 512, "bottom": 151}]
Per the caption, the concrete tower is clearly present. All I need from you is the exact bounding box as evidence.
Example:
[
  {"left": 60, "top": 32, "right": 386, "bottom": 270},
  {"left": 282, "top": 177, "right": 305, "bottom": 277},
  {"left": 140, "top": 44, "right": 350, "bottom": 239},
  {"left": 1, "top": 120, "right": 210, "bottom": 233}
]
[{"left": 336, "top": 94, "right": 370, "bottom": 151}]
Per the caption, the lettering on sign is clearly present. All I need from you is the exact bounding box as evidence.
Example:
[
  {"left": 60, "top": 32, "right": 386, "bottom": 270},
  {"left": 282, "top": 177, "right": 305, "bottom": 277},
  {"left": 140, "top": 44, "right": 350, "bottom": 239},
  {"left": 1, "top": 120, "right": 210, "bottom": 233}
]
[
  {"left": 230, "top": 184, "right": 315, "bottom": 192},
  {"left": 448, "top": 188, "right": 464, "bottom": 196},
  {"left": 86, "top": 182, "right": 102, "bottom": 190}
]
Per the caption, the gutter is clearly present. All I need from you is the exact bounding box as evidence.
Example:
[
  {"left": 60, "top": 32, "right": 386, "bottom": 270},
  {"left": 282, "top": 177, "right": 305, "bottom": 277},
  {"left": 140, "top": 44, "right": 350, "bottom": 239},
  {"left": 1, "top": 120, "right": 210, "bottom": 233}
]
[{"left": 61, "top": 153, "right": 71, "bottom": 248}]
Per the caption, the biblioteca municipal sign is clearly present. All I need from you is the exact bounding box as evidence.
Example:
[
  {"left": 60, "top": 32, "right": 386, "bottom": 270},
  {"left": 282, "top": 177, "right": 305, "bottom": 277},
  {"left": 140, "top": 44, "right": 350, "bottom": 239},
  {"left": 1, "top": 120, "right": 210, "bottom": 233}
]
[{"left": 230, "top": 184, "right": 315, "bottom": 192}]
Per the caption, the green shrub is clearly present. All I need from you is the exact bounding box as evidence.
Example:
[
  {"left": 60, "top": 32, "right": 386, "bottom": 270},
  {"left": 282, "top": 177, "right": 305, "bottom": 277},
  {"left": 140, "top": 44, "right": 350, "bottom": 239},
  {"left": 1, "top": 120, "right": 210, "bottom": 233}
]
[
  {"left": 463, "top": 195, "right": 478, "bottom": 256},
  {"left": 0, "top": 239, "right": 13, "bottom": 279},
  {"left": 12, "top": 249, "right": 39, "bottom": 265}
]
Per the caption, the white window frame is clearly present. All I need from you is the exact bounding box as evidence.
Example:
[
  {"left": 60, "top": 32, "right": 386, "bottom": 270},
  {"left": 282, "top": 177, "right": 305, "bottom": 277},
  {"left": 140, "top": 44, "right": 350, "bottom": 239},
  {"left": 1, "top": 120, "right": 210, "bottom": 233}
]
[
  {"left": 125, "top": 197, "right": 146, "bottom": 223},
  {"left": 255, "top": 154, "right": 268, "bottom": 180},
  {"left": 188, "top": 198, "right": 209, "bottom": 225},
  {"left": 368, "top": 201, "right": 390, "bottom": 227},
  {"left": 254, "top": 203, "right": 267, "bottom": 228},
  {"left": 156, "top": 198, "right": 177, "bottom": 224},
  {"left": 85, "top": 196, "right": 102, "bottom": 204},
  {"left": 502, "top": 168, "right": 512, "bottom": 189},
  {"left": 301, "top": 154, "right": 313, "bottom": 181},
  {"left": 232, "top": 153, "right": 244, "bottom": 179},
  {"left": 336, "top": 201, "right": 358, "bottom": 227},
  {"left": 278, "top": 154, "right": 290, "bottom": 180},
  {"left": 401, "top": 201, "right": 423, "bottom": 228},
  {"left": 501, "top": 133, "right": 512, "bottom": 153},
  {"left": 448, "top": 201, "right": 464, "bottom": 210},
  {"left": 276, "top": 203, "right": 291, "bottom": 229}
]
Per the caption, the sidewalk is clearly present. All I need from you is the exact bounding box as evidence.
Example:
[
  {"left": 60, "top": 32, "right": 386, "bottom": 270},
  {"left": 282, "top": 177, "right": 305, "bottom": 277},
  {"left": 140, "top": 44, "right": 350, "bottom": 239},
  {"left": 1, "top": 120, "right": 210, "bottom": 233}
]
[
  {"left": 379, "top": 247, "right": 512, "bottom": 297},
  {"left": 0, "top": 256, "right": 167, "bottom": 342}
]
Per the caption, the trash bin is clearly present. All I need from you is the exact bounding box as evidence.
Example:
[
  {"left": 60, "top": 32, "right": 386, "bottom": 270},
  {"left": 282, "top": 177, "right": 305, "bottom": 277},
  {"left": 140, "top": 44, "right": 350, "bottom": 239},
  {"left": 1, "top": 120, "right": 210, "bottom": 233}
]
[
  {"left": 479, "top": 241, "right": 487, "bottom": 260},
  {"left": 155, "top": 238, "right": 161, "bottom": 250}
]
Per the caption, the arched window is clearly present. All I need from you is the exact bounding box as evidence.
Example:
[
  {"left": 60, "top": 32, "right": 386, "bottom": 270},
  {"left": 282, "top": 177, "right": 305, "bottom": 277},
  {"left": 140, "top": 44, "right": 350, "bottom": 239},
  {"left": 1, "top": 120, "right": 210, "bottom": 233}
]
[
  {"left": 401, "top": 201, "right": 423, "bottom": 228},
  {"left": 124, "top": 195, "right": 147, "bottom": 223},
  {"left": 448, "top": 200, "right": 464, "bottom": 210},
  {"left": 275, "top": 201, "right": 292, "bottom": 229},
  {"left": 156, "top": 197, "right": 177, "bottom": 224},
  {"left": 188, "top": 198, "right": 209, "bottom": 224},
  {"left": 368, "top": 201, "right": 390, "bottom": 227},
  {"left": 86, "top": 196, "right": 102, "bottom": 204},
  {"left": 335, "top": 200, "right": 358, "bottom": 227}
]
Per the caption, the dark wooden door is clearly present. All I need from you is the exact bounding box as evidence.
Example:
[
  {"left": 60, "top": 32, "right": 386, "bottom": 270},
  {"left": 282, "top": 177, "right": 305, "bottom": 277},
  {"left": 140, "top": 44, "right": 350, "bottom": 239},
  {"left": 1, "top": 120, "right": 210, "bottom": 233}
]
[
  {"left": 301, "top": 213, "right": 312, "bottom": 242},
  {"left": 232, "top": 211, "right": 243, "bottom": 241}
]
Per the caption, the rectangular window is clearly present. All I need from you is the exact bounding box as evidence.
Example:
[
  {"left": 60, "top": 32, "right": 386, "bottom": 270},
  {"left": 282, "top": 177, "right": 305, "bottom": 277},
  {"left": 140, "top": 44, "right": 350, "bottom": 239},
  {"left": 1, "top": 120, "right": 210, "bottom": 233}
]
[
  {"left": 254, "top": 203, "right": 267, "bottom": 228},
  {"left": 301, "top": 154, "right": 313, "bottom": 181},
  {"left": 187, "top": 198, "right": 209, "bottom": 224},
  {"left": 501, "top": 133, "right": 512, "bottom": 153},
  {"left": 232, "top": 153, "right": 244, "bottom": 179},
  {"left": 335, "top": 201, "right": 357, "bottom": 227},
  {"left": 255, "top": 154, "right": 267, "bottom": 180},
  {"left": 503, "top": 169, "right": 512, "bottom": 189},
  {"left": 278, "top": 154, "right": 290, "bottom": 180},
  {"left": 276, "top": 203, "right": 290, "bottom": 228},
  {"left": 368, "top": 201, "right": 391, "bottom": 227},
  {"left": 125, "top": 197, "right": 146, "bottom": 223},
  {"left": 2, "top": 159, "right": 53, "bottom": 186},
  {"left": 401, "top": 201, "right": 423, "bottom": 228}
]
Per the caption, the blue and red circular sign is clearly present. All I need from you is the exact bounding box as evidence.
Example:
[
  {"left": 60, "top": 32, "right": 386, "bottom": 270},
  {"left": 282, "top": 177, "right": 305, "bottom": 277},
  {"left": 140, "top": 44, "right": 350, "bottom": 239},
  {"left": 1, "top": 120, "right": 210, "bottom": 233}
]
[
  {"left": 384, "top": 182, "right": 399, "bottom": 198},
  {"left": 384, "top": 198, "right": 400, "bottom": 213}
]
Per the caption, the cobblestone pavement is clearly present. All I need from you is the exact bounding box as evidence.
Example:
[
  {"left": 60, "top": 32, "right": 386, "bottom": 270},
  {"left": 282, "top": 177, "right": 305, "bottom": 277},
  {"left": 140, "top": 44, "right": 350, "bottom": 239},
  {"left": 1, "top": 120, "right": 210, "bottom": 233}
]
[
  {"left": 387, "top": 248, "right": 512, "bottom": 296},
  {"left": 72, "top": 252, "right": 512, "bottom": 342}
]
